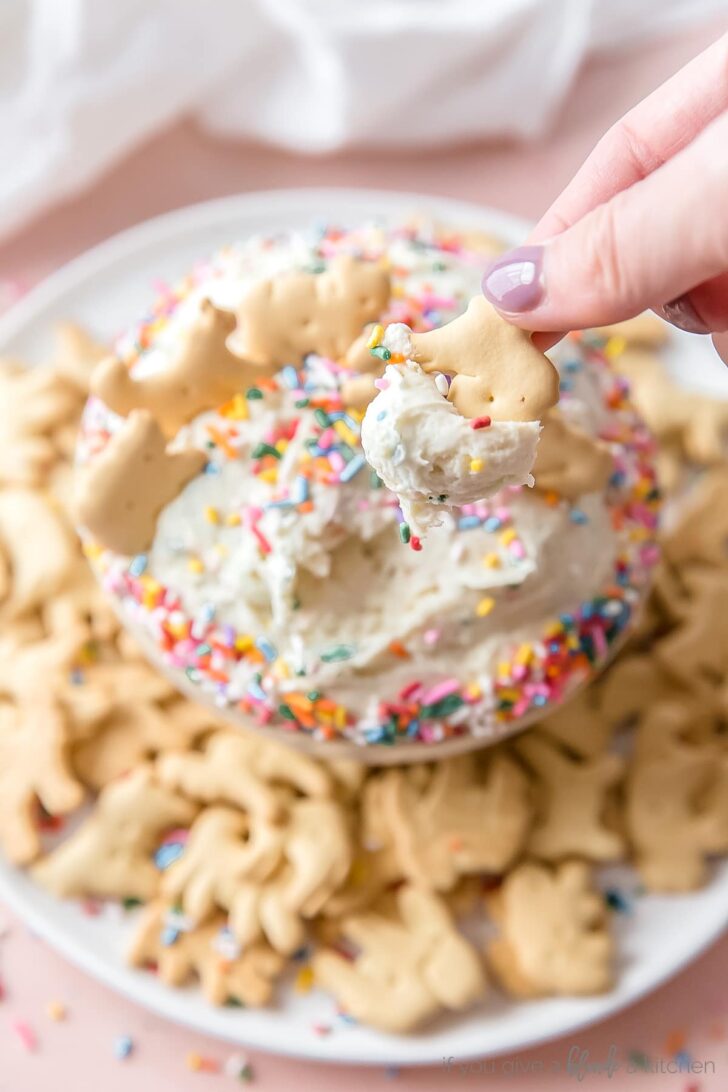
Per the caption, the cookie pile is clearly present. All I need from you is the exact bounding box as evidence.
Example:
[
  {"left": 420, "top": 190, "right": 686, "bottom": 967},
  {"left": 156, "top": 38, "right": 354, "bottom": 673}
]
[{"left": 0, "top": 319, "right": 726, "bottom": 1034}]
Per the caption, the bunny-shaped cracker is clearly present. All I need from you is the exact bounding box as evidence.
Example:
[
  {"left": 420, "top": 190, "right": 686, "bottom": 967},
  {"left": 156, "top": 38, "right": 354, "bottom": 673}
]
[
  {"left": 92, "top": 300, "right": 264, "bottom": 438},
  {"left": 76, "top": 410, "right": 205, "bottom": 554}
]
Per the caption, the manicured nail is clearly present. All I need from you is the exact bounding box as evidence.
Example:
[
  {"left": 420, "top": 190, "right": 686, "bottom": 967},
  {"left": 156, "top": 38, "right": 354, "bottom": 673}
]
[
  {"left": 712, "top": 331, "right": 728, "bottom": 367},
  {"left": 482, "top": 246, "right": 544, "bottom": 313},
  {"left": 658, "top": 295, "right": 711, "bottom": 335}
]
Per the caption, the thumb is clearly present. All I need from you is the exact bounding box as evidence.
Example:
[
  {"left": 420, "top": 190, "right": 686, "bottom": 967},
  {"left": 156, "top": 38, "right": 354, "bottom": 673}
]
[
  {"left": 713, "top": 331, "right": 728, "bottom": 366},
  {"left": 482, "top": 111, "right": 728, "bottom": 333}
]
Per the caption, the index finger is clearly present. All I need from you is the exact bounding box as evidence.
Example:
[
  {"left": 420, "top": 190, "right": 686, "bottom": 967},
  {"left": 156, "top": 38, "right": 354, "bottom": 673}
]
[{"left": 531, "top": 33, "right": 728, "bottom": 242}]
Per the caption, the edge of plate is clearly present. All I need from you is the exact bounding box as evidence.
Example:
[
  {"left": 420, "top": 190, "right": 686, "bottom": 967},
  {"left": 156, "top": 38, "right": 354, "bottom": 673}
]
[{"left": 0, "top": 188, "right": 726, "bottom": 1066}]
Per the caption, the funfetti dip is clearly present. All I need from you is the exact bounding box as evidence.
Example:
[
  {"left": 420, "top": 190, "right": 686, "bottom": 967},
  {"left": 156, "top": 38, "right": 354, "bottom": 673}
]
[{"left": 77, "top": 221, "right": 660, "bottom": 754}]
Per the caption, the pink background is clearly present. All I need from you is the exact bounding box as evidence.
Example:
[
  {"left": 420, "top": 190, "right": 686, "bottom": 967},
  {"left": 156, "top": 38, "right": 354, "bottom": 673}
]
[{"left": 1, "top": 17, "right": 727, "bottom": 1090}]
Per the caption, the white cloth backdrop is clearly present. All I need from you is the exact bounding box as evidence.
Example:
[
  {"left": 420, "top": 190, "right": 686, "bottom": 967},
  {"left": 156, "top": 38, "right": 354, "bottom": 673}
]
[{"left": 0, "top": 0, "right": 726, "bottom": 242}]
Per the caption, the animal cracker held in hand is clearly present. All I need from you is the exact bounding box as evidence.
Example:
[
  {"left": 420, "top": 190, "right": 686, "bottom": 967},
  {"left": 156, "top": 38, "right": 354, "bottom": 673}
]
[{"left": 360, "top": 301, "right": 562, "bottom": 535}]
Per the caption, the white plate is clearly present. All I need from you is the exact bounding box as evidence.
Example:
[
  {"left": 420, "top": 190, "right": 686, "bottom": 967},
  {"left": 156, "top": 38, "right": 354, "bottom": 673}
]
[{"left": 1, "top": 189, "right": 727, "bottom": 1066}]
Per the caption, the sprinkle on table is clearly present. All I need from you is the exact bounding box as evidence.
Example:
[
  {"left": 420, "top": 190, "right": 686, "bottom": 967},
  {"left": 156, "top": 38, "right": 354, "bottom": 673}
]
[
  {"left": 12, "top": 1020, "right": 37, "bottom": 1053},
  {"left": 224, "top": 1052, "right": 254, "bottom": 1081},
  {"left": 114, "top": 1034, "right": 134, "bottom": 1059},
  {"left": 628, "top": 1049, "right": 651, "bottom": 1071},
  {"left": 186, "top": 1051, "right": 202, "bottom": 1071},
  {"left": 186, "top": 1052, "right": 220, "bottom": 1073},
  {"left": 663, "top": 1028, "right": 687, "bottom": 1056}
]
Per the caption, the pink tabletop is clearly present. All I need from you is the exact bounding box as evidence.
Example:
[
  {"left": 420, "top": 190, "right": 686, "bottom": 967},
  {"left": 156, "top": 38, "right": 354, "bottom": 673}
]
[{"left": 1, "top": 18, "right": 727, "bottom": 1091}]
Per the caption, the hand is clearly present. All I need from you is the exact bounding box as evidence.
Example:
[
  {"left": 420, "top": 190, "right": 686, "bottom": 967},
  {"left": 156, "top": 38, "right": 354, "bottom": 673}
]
[{"left": 481, "top": 34, "right": 728, "bottom": 363}]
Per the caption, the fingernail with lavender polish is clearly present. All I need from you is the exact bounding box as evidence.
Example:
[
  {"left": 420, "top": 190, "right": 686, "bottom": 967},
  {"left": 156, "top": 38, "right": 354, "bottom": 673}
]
[
  {"left": 481, "top": 246, "right": 544, "bottom": 313},
  {"left": 658, "top": 295, "right": 711, "bottom": 335}
]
